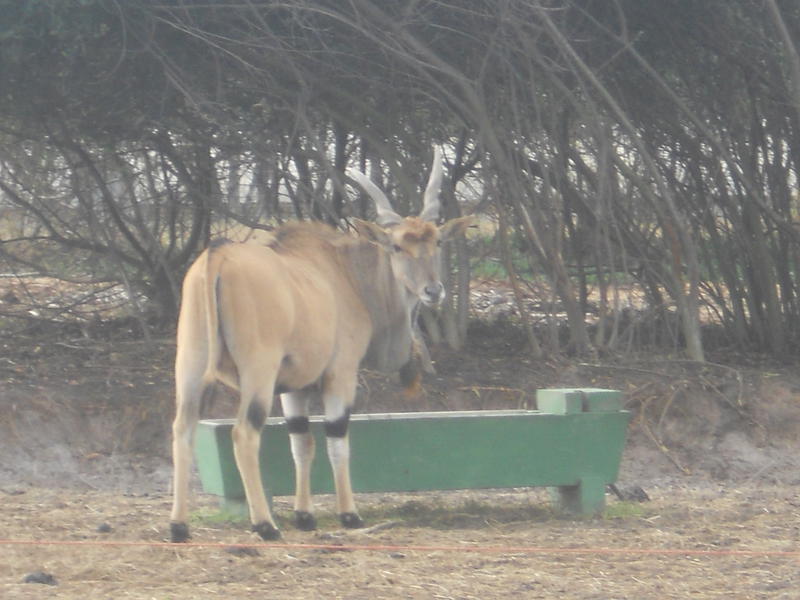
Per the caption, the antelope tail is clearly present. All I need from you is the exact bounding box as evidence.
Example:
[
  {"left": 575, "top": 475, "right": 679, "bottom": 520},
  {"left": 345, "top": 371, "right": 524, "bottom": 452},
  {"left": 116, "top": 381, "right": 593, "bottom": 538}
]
[{"left": 201, "top": 245, "right": 226, "bottom": 386}]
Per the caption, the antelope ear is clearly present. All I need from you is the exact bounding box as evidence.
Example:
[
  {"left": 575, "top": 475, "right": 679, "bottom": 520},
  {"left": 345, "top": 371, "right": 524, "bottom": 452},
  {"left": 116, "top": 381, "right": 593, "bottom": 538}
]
[
  {"left": 351, "top": 218, "right": 393, "bottom": 248},
  {"left": 439, "top": 215, "right": 474, "bottom": 241}
]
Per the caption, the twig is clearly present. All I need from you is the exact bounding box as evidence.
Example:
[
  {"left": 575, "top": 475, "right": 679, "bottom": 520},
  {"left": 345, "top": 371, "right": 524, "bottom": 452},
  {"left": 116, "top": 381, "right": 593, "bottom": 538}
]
[
  {"left": 356, "top": 520, "right": 401, "bottom": 535},
  {"left": 53, "top": 342, "right": 92, "bottom": 350},
  {"left": 455, "top": 385, "right": 529, "bottom": 410},
  {"left": 578, "top": 362, "right": 674, "bottom": 378},
  {"left": 638, "top": 389, "right": 691, "bottom": 475},
  {"left": 663, "top": 359, "right": 745, "bottom": 407},
  {"left": 641, "top": 417, "right": 691, "bottom": 475},
  {"left": 741, "top": 458, "right": 778, "bottom": 485},
  {"left": 656, "top": 383, "right": 684, "bottom": 434}
]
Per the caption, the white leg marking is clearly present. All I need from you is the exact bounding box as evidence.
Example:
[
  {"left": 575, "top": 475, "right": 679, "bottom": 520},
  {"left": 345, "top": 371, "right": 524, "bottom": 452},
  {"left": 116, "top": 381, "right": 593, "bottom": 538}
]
[
  {"left": 323, "top": 395, "right": 357, "bottom": 516},
  {"left": 281, "top": 392, "right": 316, "bottom": 514},
  {"left": 325, "top": 435, "right": 350, "bottom": 466}
]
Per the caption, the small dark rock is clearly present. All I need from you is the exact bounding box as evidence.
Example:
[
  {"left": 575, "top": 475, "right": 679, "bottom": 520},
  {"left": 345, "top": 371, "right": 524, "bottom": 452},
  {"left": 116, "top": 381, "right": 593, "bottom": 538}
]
[
  {"left": 608, "top": 483, "right": 650, "bottom": 502},
  {"left": 624, "top": 486, "right": 651, "bottom": 502},
  {"left": 2, "top": 290, "right": 20, "bottom": 304},
  {"left": 97, "top": 523, "right": 113, "bottom": 533},
  {"left": 23, "top": 571, "right": 58, "bottom": 585}
]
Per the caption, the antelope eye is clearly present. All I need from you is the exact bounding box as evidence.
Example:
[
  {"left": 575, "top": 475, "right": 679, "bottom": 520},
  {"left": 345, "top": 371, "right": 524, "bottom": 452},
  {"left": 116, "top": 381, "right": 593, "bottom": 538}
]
[{"left": 392, "top": 244, "right": 403, "bottom": 253}]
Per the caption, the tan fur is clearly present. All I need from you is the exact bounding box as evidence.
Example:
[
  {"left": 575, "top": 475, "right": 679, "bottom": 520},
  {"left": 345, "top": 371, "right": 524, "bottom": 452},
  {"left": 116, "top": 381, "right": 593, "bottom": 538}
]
[{"left": 399, "top": 217, "right": 437, "bottom": 243}]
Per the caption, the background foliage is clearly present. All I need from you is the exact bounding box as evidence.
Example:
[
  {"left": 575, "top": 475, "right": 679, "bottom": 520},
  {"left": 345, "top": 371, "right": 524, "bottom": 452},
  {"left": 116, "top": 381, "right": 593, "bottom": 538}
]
[{"left": 2, "top": 0, "right": 800, "bottom": 360}]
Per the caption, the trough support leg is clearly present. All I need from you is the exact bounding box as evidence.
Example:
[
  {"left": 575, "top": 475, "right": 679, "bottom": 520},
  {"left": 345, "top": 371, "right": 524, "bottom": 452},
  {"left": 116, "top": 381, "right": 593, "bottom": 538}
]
[{"left": 550, "top": 475, "right": 607, "bottom": 516}]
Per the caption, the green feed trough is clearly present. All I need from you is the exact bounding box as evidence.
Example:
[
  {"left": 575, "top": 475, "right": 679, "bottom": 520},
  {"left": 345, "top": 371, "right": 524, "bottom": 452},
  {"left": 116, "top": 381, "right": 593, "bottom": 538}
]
[{"left": 194, "top": 388, "right": 630, "bottom": 515}]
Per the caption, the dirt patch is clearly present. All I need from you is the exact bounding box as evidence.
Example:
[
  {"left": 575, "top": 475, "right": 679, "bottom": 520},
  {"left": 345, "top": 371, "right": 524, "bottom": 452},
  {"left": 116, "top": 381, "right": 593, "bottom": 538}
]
[
  {"left": 2, "top": 325, "right": 800, "bottom": 491},
  {"left": 1, "top": 329, "right": 176, "bottom": 493}
]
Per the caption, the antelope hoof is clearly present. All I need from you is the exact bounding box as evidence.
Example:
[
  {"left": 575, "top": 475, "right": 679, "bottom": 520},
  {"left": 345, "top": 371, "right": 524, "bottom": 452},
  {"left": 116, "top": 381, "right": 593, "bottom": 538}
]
[
  {"left": 294, "top": 511, "right": 317, "bottom": 531},
  {"left": 340, "top": 512, "right": 364, "bottom": 529},
  {"left": 170, "top": 522, "right": 190, "bottom": 543},
  {"left": 252, "top": 521, "right": 282, "bottom": 541}
]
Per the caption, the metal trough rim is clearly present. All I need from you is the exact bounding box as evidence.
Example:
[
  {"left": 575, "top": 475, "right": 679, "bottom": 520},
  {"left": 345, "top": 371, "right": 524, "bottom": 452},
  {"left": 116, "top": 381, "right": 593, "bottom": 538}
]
[{"left": 199, "top": 409, "right": 546, "bottom": 428}]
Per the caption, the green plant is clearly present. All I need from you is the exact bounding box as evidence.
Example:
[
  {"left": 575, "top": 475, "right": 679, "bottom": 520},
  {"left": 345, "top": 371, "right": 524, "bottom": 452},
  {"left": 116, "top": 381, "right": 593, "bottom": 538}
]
[{"left": 602, "top": 501, "right": 648, "bottom": 520}]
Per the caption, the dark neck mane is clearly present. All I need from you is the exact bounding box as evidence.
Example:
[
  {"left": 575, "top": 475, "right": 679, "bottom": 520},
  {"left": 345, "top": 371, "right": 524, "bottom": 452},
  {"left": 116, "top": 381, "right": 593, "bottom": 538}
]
[{"left": 273, "top": 222, "right": 414, "bottom": 372}]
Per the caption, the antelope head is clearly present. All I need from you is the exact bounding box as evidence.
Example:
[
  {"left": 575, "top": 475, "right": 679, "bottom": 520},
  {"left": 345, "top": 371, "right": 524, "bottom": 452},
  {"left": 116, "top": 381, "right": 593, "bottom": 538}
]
[{"left": 349, "top": 148, "right": 472, "bottom": 307}]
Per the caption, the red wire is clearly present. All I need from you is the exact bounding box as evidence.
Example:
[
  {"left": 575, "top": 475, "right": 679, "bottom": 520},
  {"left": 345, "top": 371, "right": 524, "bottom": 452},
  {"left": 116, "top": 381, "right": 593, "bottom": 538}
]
[{"left": 1, "top": 538, "right": 798, "bottom": 558}]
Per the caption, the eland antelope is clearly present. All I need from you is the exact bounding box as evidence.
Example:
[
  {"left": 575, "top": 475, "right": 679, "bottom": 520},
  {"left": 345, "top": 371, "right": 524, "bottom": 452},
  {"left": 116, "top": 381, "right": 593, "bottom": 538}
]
[{"left": 169, "top": 149, "right": 472, "bottom": 542}]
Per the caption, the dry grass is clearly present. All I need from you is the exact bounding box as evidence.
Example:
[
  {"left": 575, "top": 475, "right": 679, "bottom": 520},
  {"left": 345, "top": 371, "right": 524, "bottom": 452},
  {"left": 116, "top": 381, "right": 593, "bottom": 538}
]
[{"left": 1, "top": 486, "right": 798, "bottom": 599}]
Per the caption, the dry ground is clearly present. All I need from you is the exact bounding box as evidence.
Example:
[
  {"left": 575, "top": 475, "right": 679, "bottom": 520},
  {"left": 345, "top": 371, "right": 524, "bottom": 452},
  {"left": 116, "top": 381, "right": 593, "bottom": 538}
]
[
  {"left": 1, "top": 485, "right": 799, "bottom": 599},
  {"left": 1, "top": 322, "right": 800, "bottom": 598}
]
